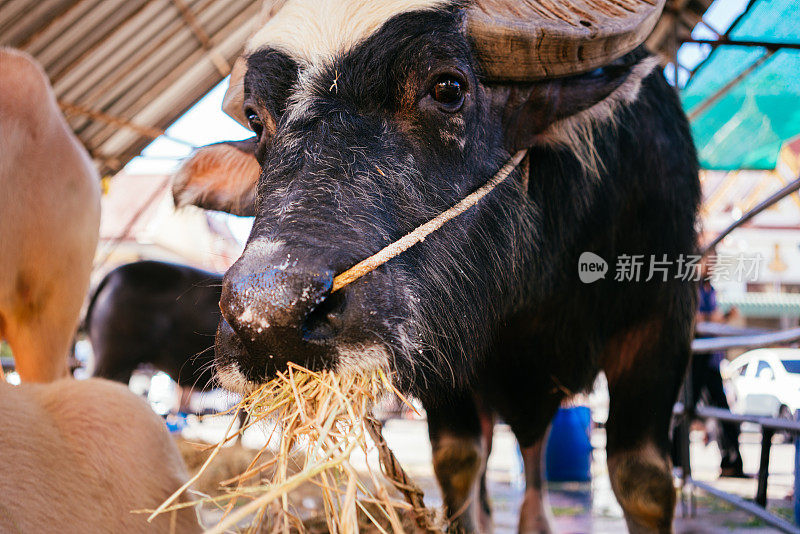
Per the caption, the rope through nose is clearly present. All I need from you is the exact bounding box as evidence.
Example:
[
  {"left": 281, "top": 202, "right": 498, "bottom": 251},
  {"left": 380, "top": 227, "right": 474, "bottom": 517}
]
[{"left": 331, "top": 149, "right": 529, "bottom": 292}]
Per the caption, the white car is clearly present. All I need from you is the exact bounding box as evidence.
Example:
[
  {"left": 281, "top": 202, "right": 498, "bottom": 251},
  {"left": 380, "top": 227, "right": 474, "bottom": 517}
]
[{"left": 723, "top": 348, "right": 800, "bottom": 422}]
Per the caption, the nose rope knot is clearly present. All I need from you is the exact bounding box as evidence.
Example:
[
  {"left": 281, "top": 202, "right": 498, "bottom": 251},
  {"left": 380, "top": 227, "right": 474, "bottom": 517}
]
[{"left": 331, "top": 149, "right": 529, "bottom": 292}]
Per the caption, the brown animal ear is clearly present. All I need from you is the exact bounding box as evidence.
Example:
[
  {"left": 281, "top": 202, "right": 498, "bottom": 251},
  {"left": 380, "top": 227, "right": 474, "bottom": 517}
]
[{"left": 172, "top": 138, "right": 259, "bottom": 217}]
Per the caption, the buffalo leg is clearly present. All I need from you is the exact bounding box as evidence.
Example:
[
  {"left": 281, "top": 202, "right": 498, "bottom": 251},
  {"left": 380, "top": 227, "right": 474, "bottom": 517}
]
[
  {"left": 518, "top": 439, "right": 551, "bottom": 534},
  {"left": 478, "top": 404, "right": 494, "bottom": 532},
  {"left": 427, "top": 393, "right": 493, "bottom": 533},
  {"left": 603, "top": 322, "right": 688, "bottom": 534}
]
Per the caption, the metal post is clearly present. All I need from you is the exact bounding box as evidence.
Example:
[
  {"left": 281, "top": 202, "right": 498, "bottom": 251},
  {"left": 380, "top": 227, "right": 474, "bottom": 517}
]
[
  {"left": 681, "top": 37, "right": 800, "bottom": 51},
  {"left": 683, "top": 358, "right": 696, "bottom": 516},
  {"left": 678, "top": 413, "right": 692, "bottom": 516},
  {"left": 794, "top": 410, "right": 799, "bottom": 526},
  {"left": 756, "top": 427, "right": 774, "bottom": 507}
]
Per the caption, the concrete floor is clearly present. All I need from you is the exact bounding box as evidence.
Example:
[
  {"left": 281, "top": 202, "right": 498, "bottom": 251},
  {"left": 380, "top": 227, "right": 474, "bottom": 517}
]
[
  {"left": 182, "top": 415, "right": 797, "bottom": 533},
  {"left": 378, "top": 419, "right": 795, "bottom": 533}
]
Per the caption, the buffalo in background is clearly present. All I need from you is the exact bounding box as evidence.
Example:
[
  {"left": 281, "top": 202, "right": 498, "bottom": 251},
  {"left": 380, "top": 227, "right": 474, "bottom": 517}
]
[{"left": 85, "top": 261, "right": 221, "bottom": 398}]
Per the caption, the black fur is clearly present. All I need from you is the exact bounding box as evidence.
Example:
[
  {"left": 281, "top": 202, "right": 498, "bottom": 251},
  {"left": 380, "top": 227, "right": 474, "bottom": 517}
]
[{"left": 86, "top": 261, "right": 221, "bottom": 390}]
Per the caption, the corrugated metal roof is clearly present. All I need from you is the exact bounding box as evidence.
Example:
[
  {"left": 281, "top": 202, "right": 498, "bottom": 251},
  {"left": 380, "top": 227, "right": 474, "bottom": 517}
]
[{"left": 0, "top": 0, "right": 262, "bottom": 176}]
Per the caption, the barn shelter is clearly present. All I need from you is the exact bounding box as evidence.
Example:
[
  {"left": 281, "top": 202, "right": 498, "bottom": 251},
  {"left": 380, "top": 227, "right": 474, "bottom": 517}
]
[
  {"left": 0, "top": 0, "right": 796, "bottom": 176},
  {"left": 1, "top": 0, "right": 715, "bottom": 179},
  {"left": 0, "top": 0, "right": 716, "bottom": 278},
  {"left": 0, "top": 0, "right": 270, "bottom": 176}
]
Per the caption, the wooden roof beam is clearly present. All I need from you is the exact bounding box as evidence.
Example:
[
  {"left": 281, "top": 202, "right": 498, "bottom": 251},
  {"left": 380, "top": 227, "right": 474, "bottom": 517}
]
[{"left": 170, "top": 0, "right": 230, "bottom": 76}]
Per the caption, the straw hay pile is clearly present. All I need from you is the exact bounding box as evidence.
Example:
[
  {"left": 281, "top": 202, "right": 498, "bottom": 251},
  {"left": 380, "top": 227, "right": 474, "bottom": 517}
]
[{"left": 152, "top": 363, "right": 442, "bottom": 533}]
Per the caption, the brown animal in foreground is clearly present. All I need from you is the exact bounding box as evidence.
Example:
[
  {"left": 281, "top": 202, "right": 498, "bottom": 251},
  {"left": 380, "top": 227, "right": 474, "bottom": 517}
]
[
  {"left": 0, "top": 48, "right": 100, "bottom": 382},
  {"left": 0, "top": 378, "right": 200, "bottom": 532}
]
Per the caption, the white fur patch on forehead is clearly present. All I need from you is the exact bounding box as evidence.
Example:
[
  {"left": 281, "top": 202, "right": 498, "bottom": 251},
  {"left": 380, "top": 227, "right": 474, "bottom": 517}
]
[{"left": 246, "top": 0, "right": 454, "bottom": 65}]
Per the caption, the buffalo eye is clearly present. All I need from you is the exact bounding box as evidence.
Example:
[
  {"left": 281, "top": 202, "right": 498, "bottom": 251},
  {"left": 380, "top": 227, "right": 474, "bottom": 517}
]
[
  {"left": 431, "top": 75, "right": 464, "bottom": 111},
  {"left": 245, "top": 107, "right": 264, "bottom": 138}
]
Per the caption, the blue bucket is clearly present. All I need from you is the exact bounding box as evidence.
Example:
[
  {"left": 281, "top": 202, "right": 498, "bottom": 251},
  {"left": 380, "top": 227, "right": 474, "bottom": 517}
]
[{"left": 545, "top": 406, "right": 592, "bottom": 482}]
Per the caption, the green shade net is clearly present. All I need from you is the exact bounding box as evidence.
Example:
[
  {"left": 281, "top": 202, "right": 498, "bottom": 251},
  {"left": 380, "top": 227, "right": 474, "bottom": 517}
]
[{"left": 681, "top": 0, "right": 800, "bottom": 170}]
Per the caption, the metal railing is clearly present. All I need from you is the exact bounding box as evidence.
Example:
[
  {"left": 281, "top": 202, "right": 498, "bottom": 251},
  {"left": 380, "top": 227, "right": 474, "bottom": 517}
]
[
  {"left": 676, "top": 332, "right": 800, "bottom": 533},
  {"left": 676, "top": 402, "right": 800, "bottom": 532}
]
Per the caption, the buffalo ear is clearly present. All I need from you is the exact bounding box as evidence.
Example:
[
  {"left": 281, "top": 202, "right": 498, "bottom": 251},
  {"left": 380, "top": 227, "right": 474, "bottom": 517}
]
[
  {"left": 496, "top": 53, "right": 658, "bottom": 153},
  {"left": 172, "top": 138, "right": 259, "bottom": 217}
]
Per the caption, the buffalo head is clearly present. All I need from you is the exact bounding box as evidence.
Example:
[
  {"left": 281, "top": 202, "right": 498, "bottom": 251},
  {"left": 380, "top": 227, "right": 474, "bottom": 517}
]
[{"left": 173, "top": 0, "right": 665, "bottom": 396}]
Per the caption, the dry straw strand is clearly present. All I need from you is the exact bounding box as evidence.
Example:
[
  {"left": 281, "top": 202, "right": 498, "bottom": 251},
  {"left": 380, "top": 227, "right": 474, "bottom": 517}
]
[{"left": 152, "top": 365, "right": 442, "bottom": 533}]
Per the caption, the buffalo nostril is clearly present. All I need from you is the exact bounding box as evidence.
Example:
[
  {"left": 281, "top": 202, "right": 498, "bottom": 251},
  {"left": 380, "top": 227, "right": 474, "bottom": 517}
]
[
  {"left": 301, "top": 291, "right": 346, "bottom": 341},
  {"left": 326, "top": 310, "right": 345, "bottom": 331}
]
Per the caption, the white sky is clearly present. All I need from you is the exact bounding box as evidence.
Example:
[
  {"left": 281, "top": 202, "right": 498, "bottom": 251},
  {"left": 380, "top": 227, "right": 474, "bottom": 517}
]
[
  {"left": 123, "top": 0, "right": 750, "bottom": 176},
  {"left": 124, "top": 81, "right": 251, "bottom": 174}
]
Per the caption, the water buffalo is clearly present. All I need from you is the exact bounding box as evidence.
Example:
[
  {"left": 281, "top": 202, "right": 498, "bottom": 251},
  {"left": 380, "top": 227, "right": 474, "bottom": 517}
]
[
  {"left": 0, "top": 48, "right": 100, "bottom": 382},
  {"left": 173, "top": 1, "right": 700, "bottom": 532},
  {"left": 86, "top": 261, "right": 221, "bottom": 393}
]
